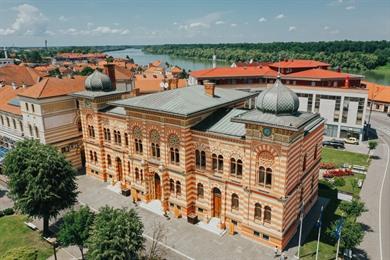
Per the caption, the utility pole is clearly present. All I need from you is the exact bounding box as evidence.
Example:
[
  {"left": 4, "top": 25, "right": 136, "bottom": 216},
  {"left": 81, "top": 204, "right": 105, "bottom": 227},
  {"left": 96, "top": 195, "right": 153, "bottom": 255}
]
[
  {"left": 315, "top": 206, "right": 323, "bottom": 260},
  {"left": 297, "top": 200, "right": 304, "bottom": 259}
]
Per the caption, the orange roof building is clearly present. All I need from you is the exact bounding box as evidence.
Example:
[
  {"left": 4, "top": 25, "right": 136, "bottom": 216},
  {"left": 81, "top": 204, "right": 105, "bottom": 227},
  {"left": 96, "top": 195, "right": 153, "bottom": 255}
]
[
  {"left": 0, "top": 64, "right": 44, "bottom": 86},
  {"left": 365, "top": 81, "right": 390, "bottom": 113}
]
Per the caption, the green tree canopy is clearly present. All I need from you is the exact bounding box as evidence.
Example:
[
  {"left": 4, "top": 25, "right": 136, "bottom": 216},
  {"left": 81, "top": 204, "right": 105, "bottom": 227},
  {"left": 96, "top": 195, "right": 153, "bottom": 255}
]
[
  {"left": 79, "top": 66, "right": 94, "bottom": 76},
  {"left": 328, "top": 219, "right": 364, "bottom": 250},
  {"left": 88, "top": 206, "right": 144, "bottom": 260},
  {"left": 58, "top": 206, "right": 95, "bottom": 259},
  {"left": 3, "top": 139, "right": 78, "bottom": 236},
  {"left": 339, "top": 199, "right": 367, "bottom": 218}
]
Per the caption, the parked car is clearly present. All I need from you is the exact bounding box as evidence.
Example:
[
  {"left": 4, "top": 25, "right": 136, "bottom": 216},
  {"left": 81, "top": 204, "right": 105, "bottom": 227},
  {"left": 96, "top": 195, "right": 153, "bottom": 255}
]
[
  {"left": 322, "top": 140, "right": 345, "bottom": 149},
  {"left": 344, "top": 137, "right": 359, "bottom": 145}
]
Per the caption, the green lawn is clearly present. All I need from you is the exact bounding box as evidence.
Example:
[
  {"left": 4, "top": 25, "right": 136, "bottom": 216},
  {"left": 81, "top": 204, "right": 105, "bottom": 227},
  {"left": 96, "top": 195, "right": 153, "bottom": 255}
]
[
  {"left": 322, "top": 147, "right": 369, "bottom": 168},
  {"left": 0, "top": 215, "right": 52, "bottom": 259},
  {"left": 335, "top": 173, "right": 366, "bottom": 197},
  {"left": 298, "top": 183, "right": 341, "bottom": 260}
]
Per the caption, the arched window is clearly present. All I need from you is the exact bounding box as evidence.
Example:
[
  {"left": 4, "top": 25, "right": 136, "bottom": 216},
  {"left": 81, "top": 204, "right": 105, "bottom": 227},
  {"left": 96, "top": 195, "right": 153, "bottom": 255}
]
[
  {"left": 176, "top": 181, "right": 181, "bottom": 196},
  {"left": 231, "top": 193, "right": 239, "bottom": 210},
  {"left": 258, "top": 166, "right": 265, "bottom": 185},
  {"left": 135, "top": 139, "right": 143, "bottom": 154},
  {"left": 117, "top": 131, "right": 121, "bottom": 145},
  {"left": 135, "top": 168, "right": 139, "bottom": 181},
  {"left": 170, "top": 179, "right": 175, "bottom": 193},
  {"left": 35, "top": 126, "right": 39, "bottom": 138},
  {"left": 197, "top": 183, "right": 204, "bottom": 199},
  {"left": 265, "top": 168, "right": 272, "bottom": 187},
  {"left": 89, "top": 151, "right": 93, "bottom": 161},
  {"left": 254, "top": 203, "right": 262, "bottom": 220},
  {"left": 264, "top": 206, "right": 272, "bottom": 223},
  {"left": 170, "top": 148, "right": 180, "bottom": 164},
  {"left": 151, "top": 143, "right": 160, "bottom": 159},
  {"left": 212, "top": 153, "right": 218, "bottom": 171},
  {"left": 125, "top": 133, "right": 129, "bottom": 146},
  {"left": 218, "top": 155, "right": 224, "bottom": 172},
  {"left": 196, "top": 150, "right": 206, "bottom": 169},
  {"left": 107, "top": 155, "right": 112, "bottom": 167},
  {"left": 94, "top": 152, "right": 98, "bottom": 162},
  {"left": 230, "top": 158, "right": 236, "bottom": 174},
  {"left": 230, "top": 158, "right": 243, "bottom": 178},
  {"left": 237, "top": 159, "right": 243, "bottom": 177},
  {"left": 314, "top": 144, "right": 318, "bottom": 160},
  {"left": 303, "top": 154, "right": 307, "bottom": 171}
]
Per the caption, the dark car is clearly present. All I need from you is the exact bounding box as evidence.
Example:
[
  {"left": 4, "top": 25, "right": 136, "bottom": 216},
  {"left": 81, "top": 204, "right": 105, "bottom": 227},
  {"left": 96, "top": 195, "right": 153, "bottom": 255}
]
[{"left": 322, "top": 140, "right": 345, "bottom": 149}]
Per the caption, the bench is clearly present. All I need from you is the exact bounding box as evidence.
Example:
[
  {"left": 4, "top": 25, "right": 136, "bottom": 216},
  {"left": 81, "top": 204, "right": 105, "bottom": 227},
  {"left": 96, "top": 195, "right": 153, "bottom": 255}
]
[
  {"left": 24, "top": 222, "right": 37, "bottom": 230},
  {"left": 352, "top": 165, "right": 367, "bottom": 174}
]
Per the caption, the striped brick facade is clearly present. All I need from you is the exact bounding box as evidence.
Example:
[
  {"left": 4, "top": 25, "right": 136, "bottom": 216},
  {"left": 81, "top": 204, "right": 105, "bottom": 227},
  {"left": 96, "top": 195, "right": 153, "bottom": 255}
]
[{"left": 77, "top": 93, "right": 323, "bottom": 250}]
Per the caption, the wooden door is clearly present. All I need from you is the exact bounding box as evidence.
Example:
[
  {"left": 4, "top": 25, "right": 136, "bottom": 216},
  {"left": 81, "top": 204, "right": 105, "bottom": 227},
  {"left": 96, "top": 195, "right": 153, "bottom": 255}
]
[
  {"left": 213, "top": 188, "right": 221, "bottom": 217},
  {"left": 154, "top": 173, "right": 162, "bottom": 200}
]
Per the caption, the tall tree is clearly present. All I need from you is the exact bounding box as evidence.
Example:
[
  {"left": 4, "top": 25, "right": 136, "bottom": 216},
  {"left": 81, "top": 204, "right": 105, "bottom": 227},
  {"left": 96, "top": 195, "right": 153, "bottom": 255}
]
[
  {"left": 58, "top": 206, "right": 95, "bottom": 259},
  {"left": 339, "top": 200, "right": 367, "bottom": 218},
  {"left": 88, "top": 206, "right": 144, "bottom": 260},
  {"left": 328, "top": 219, "right": 364, "bottom": 250},
  {"left": 3, "top": 140, "right": 78, "bottom": 236}
]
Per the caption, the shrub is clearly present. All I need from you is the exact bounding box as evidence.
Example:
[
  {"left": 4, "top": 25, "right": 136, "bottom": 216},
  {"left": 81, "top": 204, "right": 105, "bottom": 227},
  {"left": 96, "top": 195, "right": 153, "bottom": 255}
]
[
  {"left": 2, "top": 246, "right": 38, "bottom": 260},
  {"left": 2, "top": 208, "right": 14, "bottom": 215},
  {"left": 320, "top": 162, "right": 336, "bottom": 169},
  {"left": 0, "top": 210, "right": 4, "bottom": 217},
  {"left": 334, "top": 178, "right": 346, "bottom": 187},
  {"left": 323, "top": 169, "right": 353, "bottom": 178}
]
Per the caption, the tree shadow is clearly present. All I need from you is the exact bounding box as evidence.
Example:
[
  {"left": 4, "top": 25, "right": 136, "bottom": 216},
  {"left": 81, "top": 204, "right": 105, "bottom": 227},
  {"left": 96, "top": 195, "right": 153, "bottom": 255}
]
[
  {"left": 0, "top": 189, "right": 7, "bottom": 198},
  {"left": 353, "top": 248, "right": 370, "bottom": 260},
  {"left": 360, "top": 222, "right": 373, "bottom": 233},
  {"left": 370, "top": 155, "right": 381, "bottom": 160}
]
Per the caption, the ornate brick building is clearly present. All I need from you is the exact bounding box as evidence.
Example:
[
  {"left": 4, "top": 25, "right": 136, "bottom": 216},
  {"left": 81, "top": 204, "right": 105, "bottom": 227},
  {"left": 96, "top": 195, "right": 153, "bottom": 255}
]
[{"left": 72, "top": 68, "right": 324, "bottom": 249}]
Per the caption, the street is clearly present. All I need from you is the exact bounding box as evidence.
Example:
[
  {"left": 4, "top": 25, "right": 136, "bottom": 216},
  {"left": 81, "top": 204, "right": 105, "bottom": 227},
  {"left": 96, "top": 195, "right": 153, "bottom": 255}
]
[{"left": 358, "top": 111, "right": 390, "bottom": 260}]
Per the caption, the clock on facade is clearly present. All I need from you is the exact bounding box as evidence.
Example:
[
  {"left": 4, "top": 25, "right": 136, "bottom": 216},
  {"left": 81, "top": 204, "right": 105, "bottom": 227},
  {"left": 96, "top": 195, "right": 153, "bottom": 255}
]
[{"left": 262, "top": 127, "right": 272, "bottom": 137}]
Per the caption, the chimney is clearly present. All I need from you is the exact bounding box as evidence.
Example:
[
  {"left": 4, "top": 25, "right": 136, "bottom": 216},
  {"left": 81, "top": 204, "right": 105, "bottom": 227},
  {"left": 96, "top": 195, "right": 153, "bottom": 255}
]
[
  {"left": 130, "top": 88, "right": 140, "bottom": 97},
  {"left": 11, "top": 82, "right": 17, "bottom": 90},
  {"left": 104, "top": 63, "right": 116, "bottom": 89},
  {"left": 204, "top": 80, "right": 215, "bottom": 97}
]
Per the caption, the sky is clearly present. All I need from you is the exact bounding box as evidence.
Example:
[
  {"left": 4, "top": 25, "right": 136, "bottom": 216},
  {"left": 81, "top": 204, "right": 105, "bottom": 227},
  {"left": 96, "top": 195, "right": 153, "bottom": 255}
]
[{"left": 0, "top": 0, "right": 389, "bottom": 47}]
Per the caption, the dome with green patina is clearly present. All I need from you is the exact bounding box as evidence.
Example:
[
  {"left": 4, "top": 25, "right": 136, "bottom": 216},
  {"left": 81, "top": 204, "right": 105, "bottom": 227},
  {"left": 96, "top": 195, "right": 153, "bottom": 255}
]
[
  {"left": 256, "top": 76, "right": 299, "bottom": 114},
  {"left": 85, "top": 70, "right": 113, "bottom": 92}
]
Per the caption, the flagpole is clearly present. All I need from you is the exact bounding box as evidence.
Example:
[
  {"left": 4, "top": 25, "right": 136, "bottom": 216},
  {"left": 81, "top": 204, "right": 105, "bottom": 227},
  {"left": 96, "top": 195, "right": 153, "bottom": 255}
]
[
  {"left": 315, "top": 206, "right": 323, "bottom": 260},
  {"left": 297, "top": 211, "right": 303, "bottom": 259},
  {"left": 297, "top": 200, "right": 304, "bottom": 259},
  {"left": 335, "top": 228, "right": 342, "bottom": 260}
]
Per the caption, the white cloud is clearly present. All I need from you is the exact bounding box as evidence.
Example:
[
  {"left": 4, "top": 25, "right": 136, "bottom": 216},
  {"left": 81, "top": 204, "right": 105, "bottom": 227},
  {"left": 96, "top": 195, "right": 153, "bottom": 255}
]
[
  {"left": 60, "top": 25, "right": 129, "bottom": 36},
  {"left": 178, "top": 12, "right": 224, "bottom": 31},
  {"left": 230, "top": 23, "right": 237, "bottom": 27},
  {"left": 0, "top": 4, "right": 48, "bottom": 36},
  {"left": 323, "top": 26, "right": 330, "bottom": 31},
  {"left": 258, "top": 17, "right": 267, "bottom": 22},
  {"left": 113, "top": 22, "right": 120, "bottom": 26},
  {"left": 215, "top": 20, "right": 225, "bottom": 25},
  {"left": 58, "top": 15, "right": 68, "bottom": 22},
  {"left": 345, "top": 5, "right": 355, "bottom": 10},
  {"left": 288, "top": 26, "right": 296, "bottom": 31},
  {"left": 173, "top": 22, "right": 178, "bottom": 25},
  {"left": 330, "top": 29, "right": 340, "bottom": 34},
  {"left": 275, "top": 14, "right": 285, "bottom": 19}
]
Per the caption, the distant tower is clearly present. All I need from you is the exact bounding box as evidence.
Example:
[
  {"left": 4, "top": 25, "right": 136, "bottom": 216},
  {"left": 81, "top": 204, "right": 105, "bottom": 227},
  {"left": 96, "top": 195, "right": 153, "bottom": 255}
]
[
  {"left": 4, "top": 47, "right": 8, "bottom": 59},
  {"left": 45, "top": 40, "right": 48, "bottom": 50},
  {"left": 212, "top": 54, "right": 217, "bottom": 68}
]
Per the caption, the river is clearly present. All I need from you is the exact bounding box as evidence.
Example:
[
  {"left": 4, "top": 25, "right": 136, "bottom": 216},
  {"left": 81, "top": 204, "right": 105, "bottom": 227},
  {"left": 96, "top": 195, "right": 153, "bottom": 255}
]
[{"left": 105, "top": 48, "right": 390, "bottom": 85}]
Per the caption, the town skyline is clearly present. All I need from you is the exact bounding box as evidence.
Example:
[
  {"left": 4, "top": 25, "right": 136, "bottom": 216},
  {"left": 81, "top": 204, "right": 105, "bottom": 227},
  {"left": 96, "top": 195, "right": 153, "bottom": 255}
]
[{"left": 0, "top": 0, "right": 390, "bottom": 47}]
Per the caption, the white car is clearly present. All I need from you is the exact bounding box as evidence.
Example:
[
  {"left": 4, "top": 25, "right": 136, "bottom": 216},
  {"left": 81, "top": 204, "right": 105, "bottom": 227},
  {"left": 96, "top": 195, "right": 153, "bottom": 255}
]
[{"left": 344, "top": 137, "right": 359, "bottom": 145}]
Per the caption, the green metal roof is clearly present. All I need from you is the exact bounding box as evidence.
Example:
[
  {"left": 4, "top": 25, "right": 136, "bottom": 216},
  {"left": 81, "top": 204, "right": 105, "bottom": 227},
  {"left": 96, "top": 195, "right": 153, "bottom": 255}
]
[
  {"left": 110, "top": 85, "right": 256, "bottom": 117},
  {"left": 192, "top": 108, "right": 247, "bottom": 137}
]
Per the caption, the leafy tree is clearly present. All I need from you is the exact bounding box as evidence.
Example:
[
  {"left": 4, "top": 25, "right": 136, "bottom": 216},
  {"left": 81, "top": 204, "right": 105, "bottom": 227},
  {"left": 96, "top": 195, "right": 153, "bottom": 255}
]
[
  {"left": 368, "top": 140, "right": 378, "bottom": 157},
  {"left": 3, "top": 139, "right": 78, "bottom": 236},
  {"left": 88, "top": 206, "right": 144, "bottom": 260},
  {"left": 79, "top": 66, "right": 94, "bottom": 76},
  {"left": 58, "top": 206, "right": 95, "bottom": 259},
  {"left": 48, "top": 68, "right": 61, "bottom": 77},
  {"left": 351, "top": 178, "right": 359, "bottom": 193},
  {"left": 105, "top": 56, "right": 114, "bottom": 63},
  {"left": 339, "top": 199, "right": 367, "bottom": 218},
  {"left": 328, "top": 219, "right": 364, "bottom": 250}
]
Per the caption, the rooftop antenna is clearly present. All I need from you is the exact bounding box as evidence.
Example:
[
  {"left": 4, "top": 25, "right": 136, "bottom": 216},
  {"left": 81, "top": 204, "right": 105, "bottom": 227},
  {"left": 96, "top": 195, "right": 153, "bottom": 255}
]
[{"left": 3, "top": 47, "right": 8, "bottom": 59}]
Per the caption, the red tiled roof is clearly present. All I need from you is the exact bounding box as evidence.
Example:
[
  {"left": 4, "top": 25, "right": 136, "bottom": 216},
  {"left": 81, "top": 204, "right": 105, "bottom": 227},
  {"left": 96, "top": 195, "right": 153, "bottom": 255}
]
[
  {"left": 0, "top": 85, "right": 24, "bottom": 115},
  {"left": 269, "top": 59, "right": 330, "bottom": 69},
  {"left": 190, "top": 66, "right": 278, "bottom": 78},
  {"left": 134, "top": 75, "right": 186, "bottom": 94},
  {"left": 0, "top": 64, "right": 44, "bottom": 86},
  {"left": 18, "top": 76, "right": 86, "bottom": 99},
  {"left": 365, "top": 81, "right": 390, "bottom": 103},
  {"left": 56, "top": 53, "right": 106, "bottom": 59},
  {"left": 285, "top": 68, "right": 360, "bottom": 79}
]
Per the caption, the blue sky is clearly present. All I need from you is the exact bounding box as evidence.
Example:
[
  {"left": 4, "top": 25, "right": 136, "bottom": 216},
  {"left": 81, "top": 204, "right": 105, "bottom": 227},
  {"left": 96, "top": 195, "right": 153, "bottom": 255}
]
[{"left": 0, "top": 0, "right": 389, "bottom": 47}]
